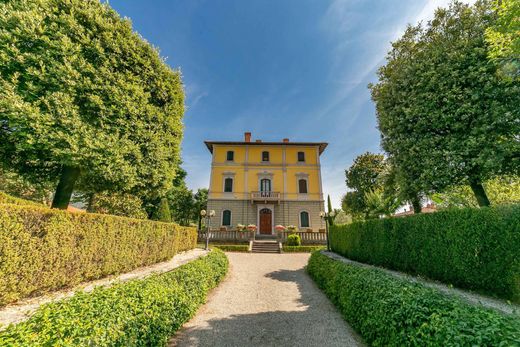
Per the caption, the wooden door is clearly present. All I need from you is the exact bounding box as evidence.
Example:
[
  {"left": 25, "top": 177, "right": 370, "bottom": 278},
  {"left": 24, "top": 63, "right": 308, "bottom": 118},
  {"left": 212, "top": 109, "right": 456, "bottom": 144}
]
[{"left": 259, "top": 208, "right": 272, "bottom": 234}]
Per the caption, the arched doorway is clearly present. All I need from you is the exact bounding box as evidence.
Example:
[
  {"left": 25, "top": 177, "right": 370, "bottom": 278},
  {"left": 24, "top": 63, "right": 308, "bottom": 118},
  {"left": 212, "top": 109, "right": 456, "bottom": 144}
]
[{"left": 259, "top": 208, "right": 272, "bottom": 234}]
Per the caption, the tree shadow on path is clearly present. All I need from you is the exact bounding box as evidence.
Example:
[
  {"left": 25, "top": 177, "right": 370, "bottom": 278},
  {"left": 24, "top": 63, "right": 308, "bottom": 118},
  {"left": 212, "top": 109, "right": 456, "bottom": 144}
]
[{"left": 169, "top": 268, "right": 364, "bottom": 347}]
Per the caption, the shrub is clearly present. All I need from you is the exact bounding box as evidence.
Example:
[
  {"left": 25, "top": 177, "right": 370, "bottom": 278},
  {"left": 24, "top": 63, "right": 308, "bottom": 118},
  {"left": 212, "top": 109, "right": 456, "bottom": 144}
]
[
  {"left": 286, "top": 234, "right": 301, "bottom": 246},
  {"left": 212, "top": 244, "right": 249, "bottom": 252},
  {"left": 0, "top": 250, "right": 228, "bottom": 346},
  {"left": 307, "top": 252, "right": 520, "bottom": 346},
  {"left": 0, "top": 192, "right": 43, "bottom": 207},
  {"left": 330, "top": 204, "right": 520, "bottom": 302},
  {"left": 282, "top": 245, "right": 324, "bottom": 253},
  {"left": 0, "top": 203, "right": 197, "bottom": 306}
]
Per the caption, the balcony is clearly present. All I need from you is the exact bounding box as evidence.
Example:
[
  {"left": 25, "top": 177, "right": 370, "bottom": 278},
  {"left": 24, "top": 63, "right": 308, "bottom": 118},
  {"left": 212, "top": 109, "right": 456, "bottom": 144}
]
[{"left": 251, "top": 191, "right": 280, "bottom": 204}]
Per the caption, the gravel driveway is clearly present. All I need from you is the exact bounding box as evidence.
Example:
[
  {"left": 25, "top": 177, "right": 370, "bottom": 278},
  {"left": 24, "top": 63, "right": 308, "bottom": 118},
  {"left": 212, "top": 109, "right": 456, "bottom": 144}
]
[{"left": 170, "top": 252, "right": 364, "bottom": 347}]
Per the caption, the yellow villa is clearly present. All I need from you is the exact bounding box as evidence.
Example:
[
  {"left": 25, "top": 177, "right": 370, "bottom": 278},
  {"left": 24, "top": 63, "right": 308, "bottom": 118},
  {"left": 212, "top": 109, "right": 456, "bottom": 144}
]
[{"left": 205, "top": 132, "right": 327, "bottom": 234}]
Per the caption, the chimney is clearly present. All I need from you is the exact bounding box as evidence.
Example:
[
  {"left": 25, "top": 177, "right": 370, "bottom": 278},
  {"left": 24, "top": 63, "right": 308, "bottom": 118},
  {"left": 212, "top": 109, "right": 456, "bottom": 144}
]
[
  {"left": 244, "top": 132, "right": 251, "bottom": 142},
  {"left": 283, "top": 138, "right": 289, "bottom": 143},
  {"left": 255, "top": 139, "right": 262, "bottom": 143}
]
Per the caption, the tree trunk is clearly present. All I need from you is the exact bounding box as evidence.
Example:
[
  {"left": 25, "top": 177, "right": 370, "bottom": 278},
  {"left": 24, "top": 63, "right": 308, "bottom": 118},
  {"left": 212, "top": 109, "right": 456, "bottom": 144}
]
[
  {"left": 51, "top": 166, "right": 80, "bottom": 209},
  {"left": 86, "top": 193, "right": 96, "bottom": 212},
  {"left": 412, "top": 197, "right": 422, "bottom": 214},
  {"left": 469, "top": 179, "right": 491, "bottom": 207}
]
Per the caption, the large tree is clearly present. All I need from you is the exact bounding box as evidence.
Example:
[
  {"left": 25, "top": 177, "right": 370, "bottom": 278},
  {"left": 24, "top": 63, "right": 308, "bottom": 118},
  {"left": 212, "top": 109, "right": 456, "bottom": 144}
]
[
  {"left": 369, "top": 0, "right": 519, "bottom": 207},
  {"left": 0, "top": 0, "right": 185, "bottom": 209},
  {"left": 485, "top": 0, "right": 520, "bottom": 78},
  {"left": 343, "top": 152, "right": 392, "bottom": 219}
]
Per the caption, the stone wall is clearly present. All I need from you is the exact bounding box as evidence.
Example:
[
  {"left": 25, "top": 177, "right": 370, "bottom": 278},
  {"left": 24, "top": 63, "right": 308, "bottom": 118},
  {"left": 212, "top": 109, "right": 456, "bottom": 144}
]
[{"left": 207, "top": 199, "right": 325, "bottom": 232}]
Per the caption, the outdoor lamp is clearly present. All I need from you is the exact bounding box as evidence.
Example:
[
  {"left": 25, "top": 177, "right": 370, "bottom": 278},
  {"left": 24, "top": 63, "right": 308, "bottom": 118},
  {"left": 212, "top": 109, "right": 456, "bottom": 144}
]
[
  {"left": 320, "top": 211, "right": 331, "bottom": 251},
  {"left": 200, "top": 209, "right": 207, "bottom": 217}
]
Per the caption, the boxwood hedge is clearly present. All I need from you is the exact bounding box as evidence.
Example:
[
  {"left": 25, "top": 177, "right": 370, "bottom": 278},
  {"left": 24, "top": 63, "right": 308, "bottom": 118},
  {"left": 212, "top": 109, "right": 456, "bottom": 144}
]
[
  {"left": 282, "top": 245, "right": 325, "bottom": 253},
  {"left": 330, "top": 204, "right": 520, "bottom": 302},
  {"left": 307, "top": 252, "right": 520, "bottom": 346},
  {"left": 0, "top": 249, "right": 228, "bottom": 346},
  {"left": 0, "top": 203, "right": 197, "bottom": 306}
]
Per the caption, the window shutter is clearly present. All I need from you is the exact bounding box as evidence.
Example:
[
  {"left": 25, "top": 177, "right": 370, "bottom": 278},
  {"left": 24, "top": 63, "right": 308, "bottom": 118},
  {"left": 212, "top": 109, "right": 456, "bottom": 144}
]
[
  {"left": 227, "top": 151, "right": 234, "bottom": 161},
  {"left": 222, "top": 210, "right": 231, "bottom": 226},
  {"left": 300, "top": 212, "right": 309, "bottom": 228},
  {"left": 298, "top": 152, "right": 305, "bottom": 162},
  {"left": 262, "top": 151, "right": 269, "bottom": 162},
  {"left": 298, "top": 179, "right": 308, "bottom": 194},
  {"left": 224, "top": 178, "right": 233, "bottom": 192}
]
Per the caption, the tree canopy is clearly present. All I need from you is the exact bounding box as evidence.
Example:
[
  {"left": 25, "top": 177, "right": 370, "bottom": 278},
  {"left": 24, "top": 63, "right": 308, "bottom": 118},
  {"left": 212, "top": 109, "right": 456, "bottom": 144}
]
[
  {"left": 0, "top": 0, "right": 185, "bottom": 209},
  {"left": 369, "top": 0, "right": 519, "bottom": 207}
]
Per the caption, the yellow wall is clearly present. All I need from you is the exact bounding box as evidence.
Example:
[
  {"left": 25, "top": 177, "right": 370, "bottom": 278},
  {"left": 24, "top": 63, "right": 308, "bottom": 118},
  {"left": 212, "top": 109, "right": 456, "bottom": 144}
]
[{"left": 209, "top": 144, "right": 323, "bottom": 201}]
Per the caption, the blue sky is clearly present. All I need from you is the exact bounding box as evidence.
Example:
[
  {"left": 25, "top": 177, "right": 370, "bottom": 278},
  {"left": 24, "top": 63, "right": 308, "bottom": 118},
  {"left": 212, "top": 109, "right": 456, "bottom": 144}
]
[{"left": 108, "top": 0, "right": 474, "bottom": 208}]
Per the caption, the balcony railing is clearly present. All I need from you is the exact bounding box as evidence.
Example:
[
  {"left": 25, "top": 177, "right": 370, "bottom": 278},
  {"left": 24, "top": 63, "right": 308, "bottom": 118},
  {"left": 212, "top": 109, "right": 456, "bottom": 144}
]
[{"left": 251, "top": 191, "right": 280, "bottom": 203}]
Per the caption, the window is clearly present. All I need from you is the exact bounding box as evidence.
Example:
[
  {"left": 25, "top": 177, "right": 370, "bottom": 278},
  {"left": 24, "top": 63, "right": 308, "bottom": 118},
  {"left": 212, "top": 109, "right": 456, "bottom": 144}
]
[
  {"left": 262, "top": 151, "right": 269, "bottom": 162},
  {"left": 226, "top": 151, "right": 234, "bottom": 161},
  {"left": 298, "top": 179, "right": 308, "bottom": 194},
  {"left": 260, "top": 178, "right": 271, "bottom": 197},
  {"left": 300, "top": 211, "right": 310, "bottom": 228},
  {"left": 222, "top": 210, "right": 231, "bottom": 226},
  {"left": 224, "top": 178, "right": 233, "bottom": 192},
  {"left": 298, "top": 151, "right": 305, "bottom": 162}
]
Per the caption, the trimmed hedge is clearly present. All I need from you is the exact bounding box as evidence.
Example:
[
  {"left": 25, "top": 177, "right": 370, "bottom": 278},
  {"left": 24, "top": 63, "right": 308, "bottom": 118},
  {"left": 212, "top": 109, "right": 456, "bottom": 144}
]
[
  {"left": 330, "top": 204, "right": 520, "bottom": 301},
  {"left": 212, "top": 244, "right": 250, "bottom": 252},
  {"left": 0, "top": 203, "right": 197, "bottom": 306},
  {"left": 0, "top": 192, "right": 43, "bottom": 206},
  {"left": 307, "top": 252, "right": 520, "bottom": 346},
  {"left": 0, "top": 249, "right": 228, "bottom": 346},
  {"left": 282, "top": 245, "right": 325, "bottom": 253}
]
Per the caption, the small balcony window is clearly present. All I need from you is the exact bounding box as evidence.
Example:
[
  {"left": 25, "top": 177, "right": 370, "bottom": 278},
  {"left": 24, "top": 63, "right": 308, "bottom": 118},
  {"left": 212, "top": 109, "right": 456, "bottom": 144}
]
[
  {"left": 262, "top": 151, "right": 270, "bottom": 162},
  {"left": 298, "top": 152, "right": 305, "bottom": 162},
  {"left": 226, "top": 151, "right": 234, "bottom": 161}
]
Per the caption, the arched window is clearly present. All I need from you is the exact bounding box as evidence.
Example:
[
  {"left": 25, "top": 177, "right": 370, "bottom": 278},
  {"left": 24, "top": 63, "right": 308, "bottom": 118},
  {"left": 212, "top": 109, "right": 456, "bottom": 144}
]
[
  {"left": 224, "top": 177, "right": 233, "bottom": 192},
  {"left": 226, "top": 151, "right": 234, "bottom": 161},
  {"left": 222, "top": 210, "right": 232, "bottom": 226},
  {"left": 300, "top": 211, "right": 310, "bottom": 228},
  {"left": 298, "top": 179, "right": 308, "bottom": 194},
  {"left": 262, "top": 151, "right": 270, "bottom": 162}
]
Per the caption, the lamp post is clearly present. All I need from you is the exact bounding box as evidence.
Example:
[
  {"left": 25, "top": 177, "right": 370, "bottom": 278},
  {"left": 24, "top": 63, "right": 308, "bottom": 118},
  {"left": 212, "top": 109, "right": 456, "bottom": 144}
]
[
  {"left": 320, "top": 211, "right": 330, "bottom": 251},
  {"left": 200, "top": 209, "right": 215, "bottom": 250}
]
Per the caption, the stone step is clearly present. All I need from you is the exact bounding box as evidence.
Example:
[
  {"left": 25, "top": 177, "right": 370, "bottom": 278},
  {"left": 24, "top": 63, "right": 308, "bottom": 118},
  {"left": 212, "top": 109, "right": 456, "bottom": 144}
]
[{"left": 251, "top": 241, "right": 281, "bottom": 254}]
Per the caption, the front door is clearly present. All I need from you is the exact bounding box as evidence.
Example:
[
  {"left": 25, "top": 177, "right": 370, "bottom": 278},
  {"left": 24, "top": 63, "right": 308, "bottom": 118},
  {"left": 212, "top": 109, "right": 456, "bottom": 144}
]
[{"left": 259, "top": 208, "right": 272, "bottom": 234}]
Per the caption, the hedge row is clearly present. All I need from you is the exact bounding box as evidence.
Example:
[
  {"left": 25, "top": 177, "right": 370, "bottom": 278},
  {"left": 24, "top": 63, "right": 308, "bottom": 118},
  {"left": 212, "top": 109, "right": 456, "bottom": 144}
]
[
  {"left": 0, "top": 203, "right": 197, "bottom": 306},
  {"left": 0, "top": 249, "right": 228, "bottom": 346},
  {"left": 0, "top": 192, "right": 42, "bottom": 206},
  {"left": 330, "top": 204, "right": 520, "bottom": 301},
  {"left": 307, "top": 252, "right": 520, "bottom": 346},
  {"left": 282, "top": 245, "right": 325, "bottom": 253},
  {"left": 212, "top": 244, "right": 250, "bottom": 252}
]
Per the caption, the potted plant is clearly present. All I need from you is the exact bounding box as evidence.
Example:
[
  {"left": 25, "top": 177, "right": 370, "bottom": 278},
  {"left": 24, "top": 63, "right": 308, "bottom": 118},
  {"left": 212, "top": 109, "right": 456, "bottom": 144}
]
[
  {"left": 236, "top": 224, "right": 246, "bottom": 232},
  {"left": 247, "top": 224, "right": 257, "bottom": 232},
  {"left": 275, "top": 225, "right": 286, "bottom": 232}
]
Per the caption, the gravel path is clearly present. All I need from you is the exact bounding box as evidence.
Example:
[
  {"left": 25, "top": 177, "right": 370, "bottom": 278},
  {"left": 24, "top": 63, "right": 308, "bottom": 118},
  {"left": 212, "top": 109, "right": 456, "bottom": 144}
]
[
  {"left": 170, "top": 252, "right": 364, "bottom": 347},
  {"left": 0, "top": 249, "right": 208, "bottom": 328}
]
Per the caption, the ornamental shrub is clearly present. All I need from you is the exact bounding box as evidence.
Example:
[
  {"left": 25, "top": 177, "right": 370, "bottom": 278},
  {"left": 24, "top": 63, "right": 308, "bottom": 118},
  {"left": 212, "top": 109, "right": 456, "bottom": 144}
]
[
  {"left": 0, "top": 192, "right": 43, "bottom": 206},
  {"left": 330, "top": 204, "right": 520, "bottom": 302},
  {"left": 282, "top": 245, "right": 324, "bottom": 253},
  {"left": 287, "top": 234, "right": 301, "bottom": 246},
  {"left": 0, "top": 250, "right": 228, "bottom": 346},
  {"left": 0, "top": 203, "right": 197, "bottom": 306},
  {"left": 307, "top": 252, "right": 520, "bottom": 346}
]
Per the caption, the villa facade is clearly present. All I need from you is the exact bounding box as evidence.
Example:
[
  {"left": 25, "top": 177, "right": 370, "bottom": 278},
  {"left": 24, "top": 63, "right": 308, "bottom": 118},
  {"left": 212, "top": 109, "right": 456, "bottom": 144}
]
[{"left": 205, "top": 132, "right": 327, "bottom": 234}]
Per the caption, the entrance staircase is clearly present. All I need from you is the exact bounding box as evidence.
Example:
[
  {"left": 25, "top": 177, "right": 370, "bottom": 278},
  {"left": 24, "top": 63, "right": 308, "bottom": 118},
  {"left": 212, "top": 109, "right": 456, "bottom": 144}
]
[{"left": 251, "top": 239, "right": 281, "bottom": 254}]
